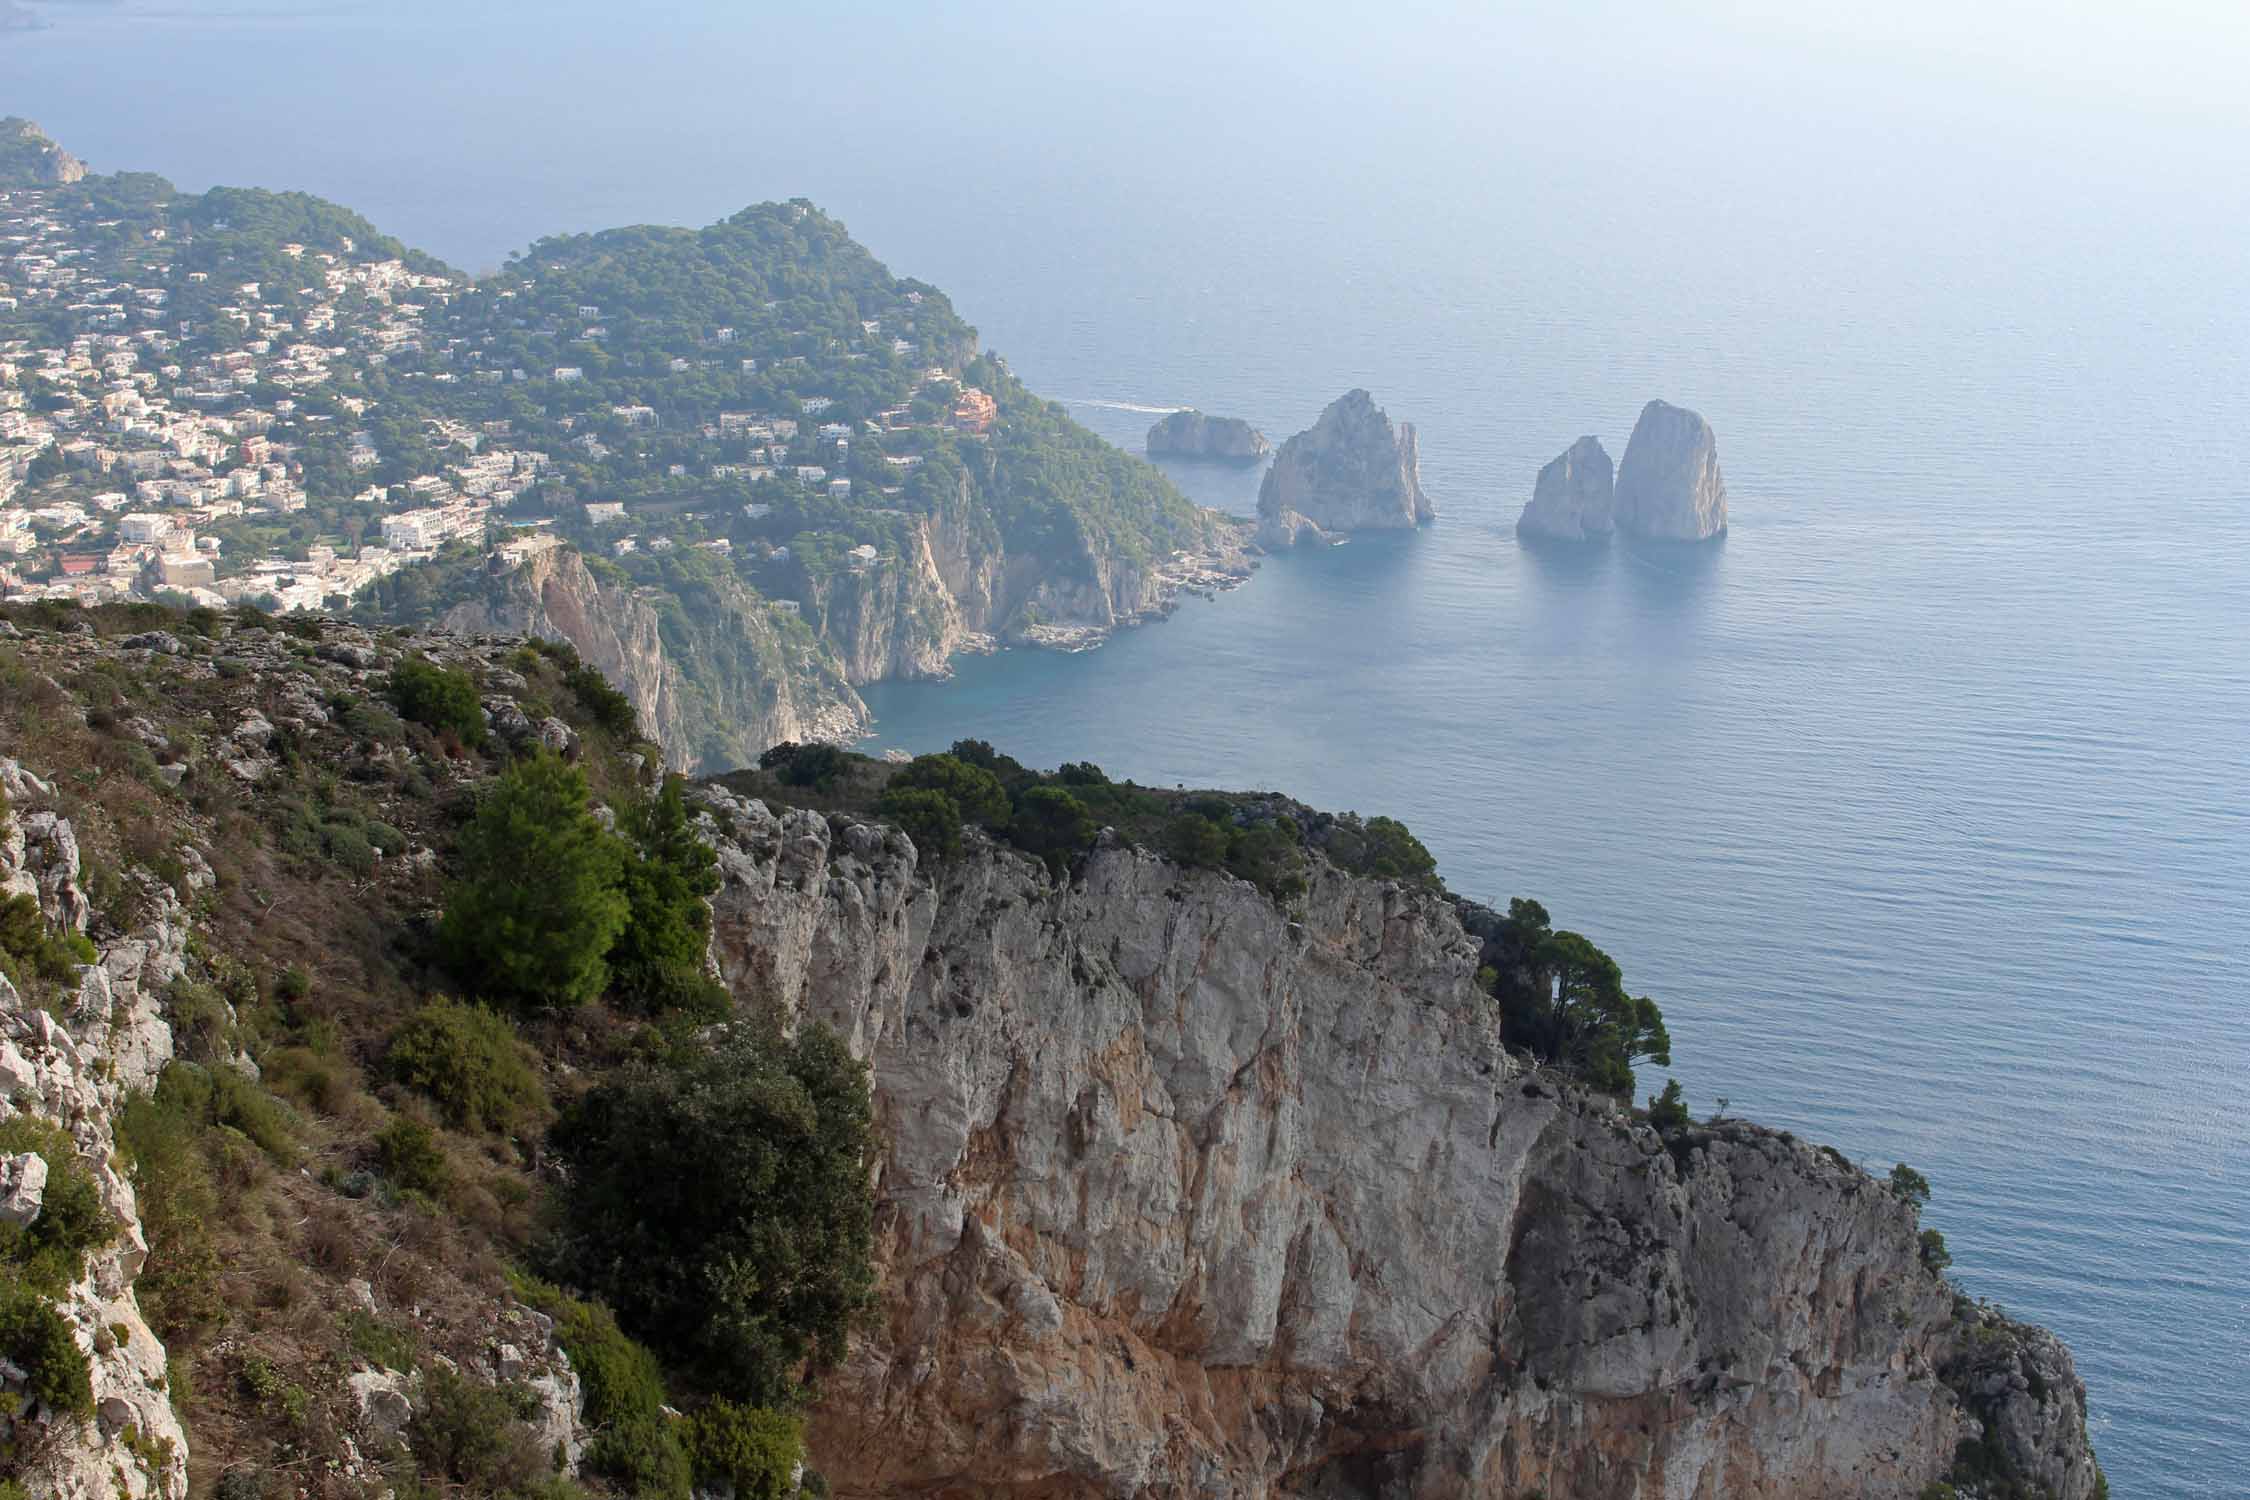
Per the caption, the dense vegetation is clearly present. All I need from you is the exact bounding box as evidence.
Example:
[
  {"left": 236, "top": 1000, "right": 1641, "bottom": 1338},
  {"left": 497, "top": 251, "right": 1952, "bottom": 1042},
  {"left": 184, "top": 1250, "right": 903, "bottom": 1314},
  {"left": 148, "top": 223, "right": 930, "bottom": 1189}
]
[
  {"left": 743, "top": 738, "right": 1441, "bottom": 900},
  {"left": 0, "top": 602, "right": 869, "bottom": 1497}
]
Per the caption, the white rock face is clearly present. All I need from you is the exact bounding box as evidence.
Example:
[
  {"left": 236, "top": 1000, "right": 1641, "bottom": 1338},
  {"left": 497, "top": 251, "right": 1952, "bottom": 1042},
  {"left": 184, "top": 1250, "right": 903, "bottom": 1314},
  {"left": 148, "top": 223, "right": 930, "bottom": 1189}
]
[
  {"left": 0, "top": 760, "right": 190, "bottom": 1500},
  {"left": 1257, "top": 389, "right": 1431, "bottom": 545},
  {"left": 1614, "top": 399, "right": 1728, "bottom": 541},
  {"left": 1517, "top": 435, "right": 1615, "bottom": 541},
  {"left": 697, "top": 792, "right": 2097, "bottom": 1499},
  {"left": 0, "top": 1150, "right": 47, "bottom": 1226}
]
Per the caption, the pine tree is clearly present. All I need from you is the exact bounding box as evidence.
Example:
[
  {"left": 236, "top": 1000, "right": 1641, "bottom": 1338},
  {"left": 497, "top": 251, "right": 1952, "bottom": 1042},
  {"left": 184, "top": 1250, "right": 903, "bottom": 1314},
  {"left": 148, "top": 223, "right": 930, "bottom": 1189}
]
[{"left": 437, "top": 749, "right": 627, "bottom": 1009}]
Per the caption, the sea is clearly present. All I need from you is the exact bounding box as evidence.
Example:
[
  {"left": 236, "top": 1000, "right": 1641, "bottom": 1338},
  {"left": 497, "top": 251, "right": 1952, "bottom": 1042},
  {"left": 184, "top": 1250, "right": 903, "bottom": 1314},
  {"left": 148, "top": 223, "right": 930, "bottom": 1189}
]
[{"left": 6, "top": 3, "right": 2245, "bottom": 1490}]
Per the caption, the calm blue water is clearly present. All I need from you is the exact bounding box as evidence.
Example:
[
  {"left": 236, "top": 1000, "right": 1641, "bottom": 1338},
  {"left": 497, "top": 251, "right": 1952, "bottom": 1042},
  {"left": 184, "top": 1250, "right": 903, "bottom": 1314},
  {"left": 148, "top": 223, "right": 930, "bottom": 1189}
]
[{"left": 8, "top": 3, "right": 2247, "bottom": 1490}]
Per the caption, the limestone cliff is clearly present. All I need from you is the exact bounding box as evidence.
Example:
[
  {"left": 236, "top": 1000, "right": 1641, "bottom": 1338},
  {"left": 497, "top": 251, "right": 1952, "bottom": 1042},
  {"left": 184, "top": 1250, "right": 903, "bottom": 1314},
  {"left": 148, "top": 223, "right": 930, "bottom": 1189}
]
[
  {"left": 1517, "top": 435, "right": 1616, "bottom": 542},
  {"left": 697, "top": 791, "right": 2099, "bottom": 1500},
  {"left": 1257, "top": 390, "right": 1432, "bottom": 548},
  {"left": 1147, "top": 410, "right": 1272, "bottom": 463},
  {"left": 1615, "top": 400, "right": 1728, "bottom": 542},
  {"left": 440, "top": 544, "right": 867, "bottom": 773},
  {"left": 0, "top": 759, "right": 190, "bottom": 1500},
  {"left": 806, "top": 473, "right": 1251, "bottom": 664}
]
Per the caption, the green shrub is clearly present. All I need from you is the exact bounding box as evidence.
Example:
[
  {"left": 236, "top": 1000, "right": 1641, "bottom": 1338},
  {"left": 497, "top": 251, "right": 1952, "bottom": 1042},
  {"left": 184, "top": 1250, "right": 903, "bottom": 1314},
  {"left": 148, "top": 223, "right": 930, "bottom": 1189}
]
[
  {"left": 152, "top": 1060, "right": 299, "bottom": 1166},
  {"left": 410, "top": 1365, "right": 541, "bottom": 1487},
  {"left": 437, "top": 751, "right": 628, "bottom": 1010},
  {"left": 875, "top": 786, "right": 962, "bottom": 860},
  {"left": 340, "top": 697, "right": 407, "bottom": 743},
  {"left": 0, "top": 1279, "right": 94, "bottom": 1417},
  {"left": 323, "top": 821, "right": 378, "bottom": 875},
  {"left": 375, "top": 1116, "right": 452, "bottom": 1196},
  {"left": 385, "top": 1000, "right": 545, "bottom": 1134},
  {"left": 686, "top": 1400, "right": 803, "bottom": 1500},
  {"left": 341, "top": 1308, "right": 418, "bottom": 1373},
  {"left": 1162, "top": 812, "right": 1229, "bottom": 869},
  {"left": 117, "top": 1086, "right": 226, "bottom": 1343},
  {"left": 887, "top": 753, "right": 1007, "bottom": 824},
  {"left": 1008, "top": 785, "right": 1095, "bottom": 876},
  {"left": 387, "top": 656, "right": 486, "bottom": 747},
  {"left": 512, "top": 1277, "right": 690, "bottom": 1498},
  {"left": 1891, "top": 1163, "right": 1933, "bottom": 1208},
  {"left": 0, "top": 891, "right": 97, "bottom": 987},
  {"left": 549, "top": 1021, "right": 876, "bottom": 1406},
  {"left": 759, "top": 741, "right": 847, "bottom": 791},
  {"left": 1920, "top": 1228, "right": 1953, "bottom": 1274},
  {"left": 0, "top": 1115, "right": 118, "bottom": 1294},
  {"left": 563, "top": 660, "right": 640, "bottom": 740},
  {"left": 1646, "top": 1079, "right": 1690, "bottom": 1133}
]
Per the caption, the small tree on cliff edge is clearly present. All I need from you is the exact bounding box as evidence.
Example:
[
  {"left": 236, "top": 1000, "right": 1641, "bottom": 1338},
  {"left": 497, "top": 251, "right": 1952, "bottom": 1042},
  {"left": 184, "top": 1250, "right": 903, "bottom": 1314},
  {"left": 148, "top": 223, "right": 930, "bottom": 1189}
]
[
  {"left": 1488, "top": 897, "right": 1672, "bottom": 1095},
  {"left": 437, "top": 748, "right": 628, "bottom": 1009}
]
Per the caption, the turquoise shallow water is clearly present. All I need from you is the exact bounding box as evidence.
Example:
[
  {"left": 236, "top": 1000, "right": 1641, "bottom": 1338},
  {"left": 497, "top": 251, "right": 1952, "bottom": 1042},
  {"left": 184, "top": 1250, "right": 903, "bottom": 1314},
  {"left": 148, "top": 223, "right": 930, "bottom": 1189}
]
[{"left": 8, "top": 3, "right": 2248, "bottom": 1489}]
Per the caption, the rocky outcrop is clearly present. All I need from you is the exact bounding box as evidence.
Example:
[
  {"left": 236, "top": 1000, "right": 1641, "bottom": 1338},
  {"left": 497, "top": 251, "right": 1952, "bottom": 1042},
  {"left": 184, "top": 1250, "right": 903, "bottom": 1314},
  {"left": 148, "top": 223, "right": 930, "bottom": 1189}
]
[
  {"left": 1257, "top": 390, "right": 1432, "bottom": 547},
  {"left": 696, "top": 792, "right": 2099, "bottom": 1500},
  {"left": 0, "top": 118, "right": 85, "bottom": 184},
  {"left": 0, "top": 761, "right": 191, "bottom": 1500},
  {"left": 1147, "top": 410, "right": 1271, "bottom": 463},
  {"left": 1615, "top": 399, "right": 1727, "bottom": 541},
  {"left": 1517, "top": 435, "right": 1615, "bottom": 542},
  {"left": 442, "top": 544, "right": 867, "bottom": 772}
]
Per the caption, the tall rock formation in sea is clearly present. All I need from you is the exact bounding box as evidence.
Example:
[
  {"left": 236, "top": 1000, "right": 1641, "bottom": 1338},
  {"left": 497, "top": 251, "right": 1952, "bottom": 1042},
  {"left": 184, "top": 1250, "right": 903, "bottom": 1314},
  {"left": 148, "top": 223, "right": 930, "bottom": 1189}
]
[
  {"left": 1147, "top": 409, "right": 1271, "bottom": 462},
  {"left": 1615, "top": 399, "right": 1728, "bottom": 541},
  {"left": 1517, "top": 435, "right": 1616, "bottom": 541},
  {"left": 1257, "top": 389, "right": 1432, "bottom": 547},
  {"left": 698, "top": 791, "right": 2104, "bottom": 1500}
]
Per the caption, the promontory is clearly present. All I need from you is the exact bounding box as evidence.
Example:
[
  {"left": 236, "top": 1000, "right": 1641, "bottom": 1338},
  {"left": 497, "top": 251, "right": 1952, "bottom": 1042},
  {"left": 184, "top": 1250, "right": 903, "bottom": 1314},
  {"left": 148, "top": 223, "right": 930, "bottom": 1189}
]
[
  {"left": 1256, "top": 388, "right": 1432, "bottom": 547},
  {"left": 1145, "top": 408, "right": 1270, "bottom": 462}
]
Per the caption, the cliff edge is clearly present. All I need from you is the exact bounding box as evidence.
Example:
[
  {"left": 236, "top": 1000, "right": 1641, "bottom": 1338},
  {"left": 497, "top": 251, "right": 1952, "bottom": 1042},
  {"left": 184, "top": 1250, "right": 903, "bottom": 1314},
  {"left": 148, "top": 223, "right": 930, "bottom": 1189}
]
[{"left": 699, "top": 791, "right": 2100, "bottom": 1500}]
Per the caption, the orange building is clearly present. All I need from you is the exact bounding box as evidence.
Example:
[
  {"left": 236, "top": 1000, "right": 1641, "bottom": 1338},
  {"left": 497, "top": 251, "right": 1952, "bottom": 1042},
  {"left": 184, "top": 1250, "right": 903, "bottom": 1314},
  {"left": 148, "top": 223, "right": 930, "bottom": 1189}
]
[{"left": 951, "top": 387, "right": 997, "bottom": 434}]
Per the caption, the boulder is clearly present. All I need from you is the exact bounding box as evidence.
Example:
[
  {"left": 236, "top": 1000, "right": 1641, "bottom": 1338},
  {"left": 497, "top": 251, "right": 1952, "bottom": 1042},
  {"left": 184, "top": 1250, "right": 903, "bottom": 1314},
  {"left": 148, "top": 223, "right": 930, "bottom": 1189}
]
[
  {"left": 1145, "top": 409, "right": 1270, "bottom": 462},
  {"left": 1256, "top": 389, "right": 1431, "bottom": 539},
  {"left": 0, "top": 1152, "right": 46, "bottom": 1227},
  {"left": 348, "top": 1369, "right": 413, "bottom": 1443},
  {"left": 1615, "top": 399, "right": 1727, "bottom": 541},
  {"left": 1517, "top": 435, "right": 1615, "bottom": 542}
]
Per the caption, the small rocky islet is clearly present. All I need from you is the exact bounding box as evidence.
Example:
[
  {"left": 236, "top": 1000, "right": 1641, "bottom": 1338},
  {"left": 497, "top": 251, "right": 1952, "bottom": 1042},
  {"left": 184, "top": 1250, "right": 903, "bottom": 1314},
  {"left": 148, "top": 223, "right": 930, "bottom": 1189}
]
[
  {"left": 1144, "top": 408, "right": 1270, "bottom": 462},
  {"left": 1518, "top": 399, "right": 1730, "bottom": 543}
]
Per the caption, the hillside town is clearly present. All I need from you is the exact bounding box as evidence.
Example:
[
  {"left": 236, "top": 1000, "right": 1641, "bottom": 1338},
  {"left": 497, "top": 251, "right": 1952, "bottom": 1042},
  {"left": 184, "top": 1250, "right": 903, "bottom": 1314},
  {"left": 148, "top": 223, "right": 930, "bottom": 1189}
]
[{"left": 0, "top": 166, "right": 1000, "bottom": 612}]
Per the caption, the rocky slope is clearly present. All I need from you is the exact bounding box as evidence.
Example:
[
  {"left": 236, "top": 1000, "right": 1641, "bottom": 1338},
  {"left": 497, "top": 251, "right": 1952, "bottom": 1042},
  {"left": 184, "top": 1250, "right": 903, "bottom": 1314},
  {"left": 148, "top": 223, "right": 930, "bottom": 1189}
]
[
  {"left": 1147, "top": 410, "right": 1272, "bottom": 462},
  {"left": 440, "top": 543, "right": 868, "bottom": 772},
  {"left": 1517, "top": 435, "right": 1617, "bottom": 542},
  {"left": 1615, "top": 400, "right": 1728, "bottom": 542},
  {"left": 1257, "top": 390, "right": 1432, "bottom": 547},
  {"left": 698, "top": 792, "right": 2101, "bottom": 1500}
]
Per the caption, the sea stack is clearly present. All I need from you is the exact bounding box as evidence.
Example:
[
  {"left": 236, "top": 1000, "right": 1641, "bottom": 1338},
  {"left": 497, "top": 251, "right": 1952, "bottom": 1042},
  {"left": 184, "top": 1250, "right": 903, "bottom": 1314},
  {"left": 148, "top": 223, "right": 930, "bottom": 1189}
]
[
  {"left": 1614, "top": 399, "right": 1727, "bottom": 541},
  {"left": 1517, "top": 435, "right": 1615, "bottom": 541},
  {"left": 1256, "top": 388, "right": 1431, "bottom": 547},
  {"left": 1146, "top": 409, "right": 1270, "bottom": 462}
]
